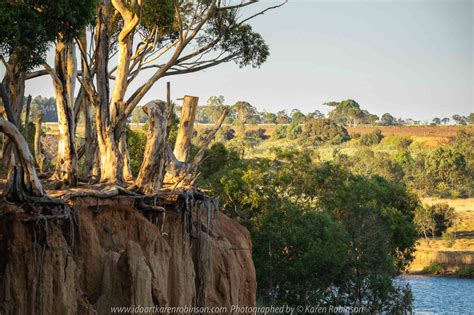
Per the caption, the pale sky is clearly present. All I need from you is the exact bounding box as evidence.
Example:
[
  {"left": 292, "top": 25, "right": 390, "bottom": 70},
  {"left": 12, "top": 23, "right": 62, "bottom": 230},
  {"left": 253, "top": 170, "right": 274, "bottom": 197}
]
[{"left": 7, "top": 0, "right": 474, "bottom": 120}]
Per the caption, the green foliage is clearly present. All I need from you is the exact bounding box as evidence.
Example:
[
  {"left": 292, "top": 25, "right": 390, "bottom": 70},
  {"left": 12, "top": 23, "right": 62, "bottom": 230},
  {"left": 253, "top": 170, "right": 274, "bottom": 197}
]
[
  {"left": 126, "top": 128, "right": 147, "bottom": 176},
  {"left": 415, "top": 203, "right": 455, "bottom": 238},
  {"left": 424, "top": 147, "right": 468, "bottom": 191},
  {"left": 199, "top": 148, "right": 417, "bottom": 311},
  {"left": 414, "top": 205, "right": 436, "bottom": 240},
  {"left": 441, "top": 231, "right": 456, "bottom": 248},
  {"left": 231, "top": 101, "right": 257, "bottom": 123},
  {"left": 430, "top": 203, "right": 455, "bottom": 236},
  {"left": 139, "top": 0, "right": 176, "bottom": 36},
  {"left": 326, "top": 99, "right": 366, "bottom": 126},
  {"left": 347, "top": 148, "right": 405, "bottom": 183},
  {"left": 262, "top": 112, "right": 277, "bottom": 124},
  {"left": 270, "top": 123, "right": 301, "bottom": 140},
  {"left": 452, "top": 114, "right": 467, "bottom": 125},
  {"left": 286, "top": 123, "right": 302, "bottom": 139},
  {"left": 206, "top": 8, "right": 269, "bottom": 68},
  {"left": 246, "top": 128, "right": 266, "bottom": 140},
  {"left": 216, "top": 126, "right": 235, "bottom": 141},
  {"left": 130, "top": 106, "right": 148, "bottom": 124},
  {"left": 453, "top": 130, "right": 474, "bottom": 175},
  {"left": 30, "top": 96, "right": 57, "bottom": 122},
  {"left": 0, "top": 0, "right": 96, "bottom": 69},
  {"left": 299, "top": 118, "right": 350, "bottom": 145},
  {"left": 290, "top": 109, "right": 306, "bottom": 124},
  {"left": 380, "top": 136, "right": 413, "bottom": 149},
  {"left": 198, "top": 142, "right": 240, "bottom": 181},
  {"left": 271, "top": 125, "right": 288, "bottom": 139},
  {"left": 381, "top": 113, "right": 397, "bottom": 125},
  {"left": 0, "top": 1, "right": 49, "bottom": 69},
  {"left": 253, "top": 205, "right": 348, "bottom": 306},
  {"left": 359, "top": 129, "right": 383, "bottom": 146},
  {"left": 457, "top": 266, "right": 474, "bottom": 277},
  {"left": 422, "top": 263, "right": 445, "bottom": 275}
]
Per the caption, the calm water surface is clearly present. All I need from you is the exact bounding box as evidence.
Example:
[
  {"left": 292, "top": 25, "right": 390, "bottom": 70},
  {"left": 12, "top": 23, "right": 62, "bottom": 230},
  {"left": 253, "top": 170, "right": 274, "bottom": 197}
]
[{"left": 399, "top": 276, "right": 474, "bottom": 314}]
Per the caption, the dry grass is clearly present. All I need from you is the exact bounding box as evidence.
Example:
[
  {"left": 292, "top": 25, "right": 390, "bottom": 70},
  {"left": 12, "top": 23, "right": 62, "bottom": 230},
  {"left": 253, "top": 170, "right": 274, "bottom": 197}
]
[{"left": 348, "top": 125, "right": 473, "bottom": 137}]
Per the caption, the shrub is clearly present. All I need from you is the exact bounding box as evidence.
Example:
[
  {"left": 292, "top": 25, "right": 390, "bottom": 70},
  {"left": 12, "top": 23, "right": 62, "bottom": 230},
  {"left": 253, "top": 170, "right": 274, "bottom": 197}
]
[
  {"left": 422, "top": 263, "right": 445, "bottom": 275},
  {"left": 221, "top": 127, "right": 236, "bottom": 140},
  {"left": 380, "top": 136, "right": 413, "bottom": 149},
  {"left": 126, "top": 128, "right": 147, "bottom": 176},
  {"left": 359, "top": 129, "right": 383, "bottom": 146},
  {"left": 286, "top": 123, "right": 302, "bottom": 139},
  {"left": 441, "top": 231, "right": 456, "bottom": 248},
  {"left": 431, "top": 203, "right": 455, "bottom": 236},
  {"left": 458, "top": 266, "right": 474, "bottom": 278},
  {"left": 415, "top": 203, "right": 455, "bottom": 238},
  {"left": 398, "top": 137, "right": 413, "bottom": 149},
  {"left": 271, "top": 125, "right": 288, "bottom": 139},
  {"left": 299, "top": 118, "right": 350, "bottom": 145},
  {"left": 245, "top": 128, "right": 266, "bottom": 140}
]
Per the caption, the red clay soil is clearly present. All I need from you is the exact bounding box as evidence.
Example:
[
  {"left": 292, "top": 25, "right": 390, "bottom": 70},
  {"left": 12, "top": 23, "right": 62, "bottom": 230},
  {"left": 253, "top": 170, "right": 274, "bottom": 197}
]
[{"left": 0, "top": 194, "right": 256, "bottom": 314}]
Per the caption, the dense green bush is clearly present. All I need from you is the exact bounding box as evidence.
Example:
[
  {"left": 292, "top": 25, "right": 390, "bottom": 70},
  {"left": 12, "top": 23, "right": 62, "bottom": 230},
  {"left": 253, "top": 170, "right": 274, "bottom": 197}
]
[
  {"left": 458, "top": 266, "right": 474, "bottom": 277},
  {"left": 414, "top": 203, "right": 455, "bottom": 239},
  {"left": 299, "top": 118, "right": 350, "bottom": 145},
  {"left": 431, "top": 203, "right": 455, "bottom": 236},
  {"left": 380, "top": 135, "right": 413, "bottom": 149},
  {"left": 271, "top": 125, "right": 288, "bottom": 139},
  {"left": 422, "top": 263, "right": 445, "bottom": 275},
  {"left": 359, "top": 129, "right": 383, "bottom": 146},
  {"left": 286, "top": 123, "right": 302, "bottom": 139},
  {"left": 403, "top": 145, "right": 472, "bottom": 197},
  {"left": 199, "top": 147, "right": 416, "bottom": 312},
  {"left": 126, "top": 128, "right": 147, "bottom": 176},
  {"left": 245, "top": 128, "right": 266, "bottom": 140},
  {"left": 346, "top": 148, "right": 405, "bottom": 183}
]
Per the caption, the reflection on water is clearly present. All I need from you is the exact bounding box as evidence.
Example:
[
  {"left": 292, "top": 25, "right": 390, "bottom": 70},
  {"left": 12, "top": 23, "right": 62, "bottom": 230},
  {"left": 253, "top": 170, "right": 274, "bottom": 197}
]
[{"left": 399, "top": 275, "right": 474, "bottom": 314}]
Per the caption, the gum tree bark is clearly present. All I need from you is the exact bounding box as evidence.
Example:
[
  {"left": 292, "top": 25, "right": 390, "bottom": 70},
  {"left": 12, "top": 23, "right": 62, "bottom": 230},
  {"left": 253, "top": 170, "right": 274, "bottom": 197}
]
[
  {"left": 82, "top": 100, "right": 99, "bottom": 178},
  {"left": 23, "top": 95, "right": 32, "bottom": 137},
  {"left": 135, "top": 100, "right": 169, "bottom": 194},
  {"left": 45, "top": 40, "right": 78, "bottom": 185},
  {"left": 173, "top": 96, "right": 199, "bottom": 162},
  {"left": 120, "top": 133, "right": 133, "bottom": 182},
  {"left": 34, "top": 112, "right": 48, "bottom": 173},
  {"left": 0, "top": 117, "right": 44, "bottom": 200},
  {"left": 165, "top": 106, "right": 228, "bottom": 188}
]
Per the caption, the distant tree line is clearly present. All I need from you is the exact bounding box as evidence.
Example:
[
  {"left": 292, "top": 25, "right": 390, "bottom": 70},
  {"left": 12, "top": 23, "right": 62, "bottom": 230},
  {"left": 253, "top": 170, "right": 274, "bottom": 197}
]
[{"left": 22, "top": 95, "right": 473, "bottom": 127}]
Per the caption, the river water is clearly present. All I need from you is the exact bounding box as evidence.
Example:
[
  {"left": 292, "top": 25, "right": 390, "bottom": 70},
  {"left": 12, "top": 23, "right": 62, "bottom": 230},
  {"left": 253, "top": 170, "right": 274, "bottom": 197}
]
[{"left": 400, "top": 276, "right": 474, "bottom": 314}]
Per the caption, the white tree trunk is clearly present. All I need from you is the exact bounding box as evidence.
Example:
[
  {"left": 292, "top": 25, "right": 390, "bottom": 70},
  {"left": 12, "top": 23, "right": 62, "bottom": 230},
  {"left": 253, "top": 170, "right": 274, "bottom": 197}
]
[
  {"left": 0, "top": 117, "right": 44, "bottom": 199},
  {"left": 173, "top": 96, "right": 199, "bottom": 162},
  {"left": 49, "top": 40, "right": 78, "bottom": 185},
  {"left": 120, "top": 132, "right": 133, "bottom": 182},
  {"left": 34, "top": 112, "right": 48, "bottom": 173},
  {"left": 82, "top": 101, "right": 99, "bottom": 178},
  {"left": 135, "top": 100, "right": 168, "bottom": 194},
  {"left": 164, "top": 107, "right": 228, "bottom": 188}
]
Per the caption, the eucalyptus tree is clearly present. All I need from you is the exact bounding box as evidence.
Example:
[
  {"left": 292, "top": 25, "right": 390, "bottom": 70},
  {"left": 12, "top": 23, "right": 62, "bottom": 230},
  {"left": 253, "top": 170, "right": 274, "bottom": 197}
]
[
  {"left": 77, "top": 0, "right": 285, "bottom": 185},
  {"left": 42, "top": 0, "right": 97, "bottom": 186},
  {"left": 0, "top": 0, "right": 95, "bottom": 199}
]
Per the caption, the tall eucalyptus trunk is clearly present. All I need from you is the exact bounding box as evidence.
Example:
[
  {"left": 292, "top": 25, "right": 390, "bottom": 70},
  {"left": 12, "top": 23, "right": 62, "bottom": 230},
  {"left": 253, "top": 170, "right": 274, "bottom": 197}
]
[{"left": 49, "top": 40, "right": 78, "bottom": 186}]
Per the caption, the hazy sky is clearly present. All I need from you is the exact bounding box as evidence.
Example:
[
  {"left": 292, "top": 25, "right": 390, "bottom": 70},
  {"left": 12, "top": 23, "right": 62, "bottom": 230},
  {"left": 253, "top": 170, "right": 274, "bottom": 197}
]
[{"left": 14, "top": 0, "right": 474, "bottom": 120}]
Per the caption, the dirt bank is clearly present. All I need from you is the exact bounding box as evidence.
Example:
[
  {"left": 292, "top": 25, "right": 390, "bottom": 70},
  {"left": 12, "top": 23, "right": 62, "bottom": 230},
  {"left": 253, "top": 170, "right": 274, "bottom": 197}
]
[{"left": 0, "top": 194, "right": 256, "bottom": 314}]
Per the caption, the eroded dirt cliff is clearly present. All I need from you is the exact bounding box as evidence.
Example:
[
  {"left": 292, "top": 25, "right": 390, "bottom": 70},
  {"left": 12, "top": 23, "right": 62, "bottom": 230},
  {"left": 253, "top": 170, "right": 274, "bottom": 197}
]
[{"left": 0, "top": 193, "right": 256, "bottom": 314}]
